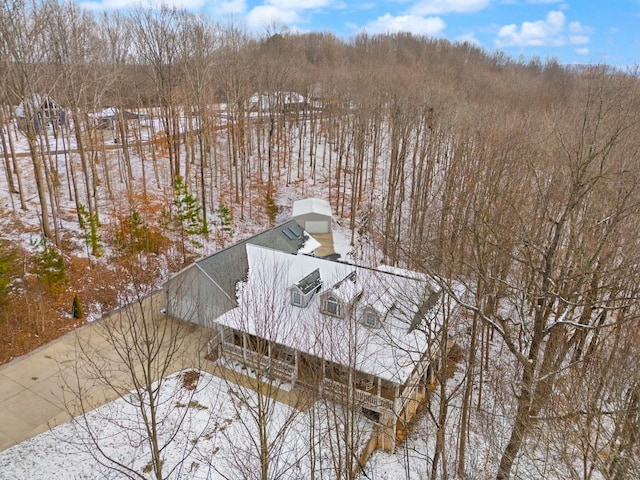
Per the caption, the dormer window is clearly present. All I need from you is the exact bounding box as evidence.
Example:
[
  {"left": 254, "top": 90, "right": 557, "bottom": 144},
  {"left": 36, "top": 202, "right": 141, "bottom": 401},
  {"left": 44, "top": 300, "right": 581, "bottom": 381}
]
[
  {"left": 362, "top": 308, "right": 380, "bottom": 328},
  {"left": 290, "top": 269, "right": 322, "bottom": 308},
  {"left": 320, "top": 292, "right": 344, "bottom": 317},
  {"left": 292, "top": 290, "right": 302, "bottom": 306},
  {"left": 327, "top": 295, "right": 341, "bottom": 316}
]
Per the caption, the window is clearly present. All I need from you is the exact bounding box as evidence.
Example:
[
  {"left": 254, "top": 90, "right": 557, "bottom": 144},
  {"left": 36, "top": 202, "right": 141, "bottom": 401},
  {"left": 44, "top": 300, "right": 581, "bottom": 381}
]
[
  {"left": 291, "top": 290, "right": 302, "bottom": 306},
  {"left": 363, "top": 310, "right": 378, "bottom": 328},
  {"left": 326, "top": 295, "right": 341, "bottom": 316}
]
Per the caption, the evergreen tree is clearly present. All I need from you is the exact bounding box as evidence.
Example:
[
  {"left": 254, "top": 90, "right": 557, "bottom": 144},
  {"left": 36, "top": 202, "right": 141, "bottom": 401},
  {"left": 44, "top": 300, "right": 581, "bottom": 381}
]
[
  {"left": 265, "top": 193, "right": 278, "bottom": 226},
  {"left": 78, "top": 204, "right": 103, "bottom": 258},
  {"left": 173, "top": 176, "right": 206, "bottom": 260},
  {"left": 116, "top": 209, "right": 160, "bottom": 255},
  {"left": 216, "top": 203, "right": 232, "bottom": 246},
  {"left": 0, "top": 241, "right": 20, "bottom": 310},
  {"left": 72, "top": 294, "right": 83, "bottom": 319},
  {"left": 32, "top": 237, "right": 66, "bottom": 295}
]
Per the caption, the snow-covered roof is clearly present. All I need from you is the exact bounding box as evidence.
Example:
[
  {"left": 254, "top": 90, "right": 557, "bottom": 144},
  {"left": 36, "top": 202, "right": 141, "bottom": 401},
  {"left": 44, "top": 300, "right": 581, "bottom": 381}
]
[
  {"left": 248, "top": 91, "right": 307, "bottom": 111},
  {"left": 298, "top": 230, "right": 321, "bottom": 254},
  {"left": 191, "top": 220, "right": 318, "bottom": 299},
  {"left": 329, "top": 271, "right": 362, "bottom": 304},
  {"left": 90, "top": 108, "right": 141, "bottom": 120},
  {"left": 214, "top": 244, "right": 443, "bottom": 385},
  {"left": 292, "top": 198, "right": 332, "bottom": 218},
  {"left": 14, "top": 94, "right": 61, "bottom": 118},
  {"left": 92, "top": 107, "right": 118, "bottom": 118}
]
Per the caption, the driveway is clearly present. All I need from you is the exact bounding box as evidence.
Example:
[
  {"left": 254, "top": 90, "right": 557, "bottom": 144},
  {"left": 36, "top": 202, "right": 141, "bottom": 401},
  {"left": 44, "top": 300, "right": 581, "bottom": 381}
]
[{"left": 0, "top": 292, "right": 211, "bottom": 452}]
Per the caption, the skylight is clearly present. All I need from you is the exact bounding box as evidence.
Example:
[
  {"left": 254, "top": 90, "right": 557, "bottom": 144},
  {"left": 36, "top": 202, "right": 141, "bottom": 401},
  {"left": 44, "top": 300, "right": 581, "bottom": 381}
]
[
  {"left": 282, "top": 229, "right": 295, "bottom": 240},
  {"left": 288, "top": 226, "right": 301, "bottom": 237}
]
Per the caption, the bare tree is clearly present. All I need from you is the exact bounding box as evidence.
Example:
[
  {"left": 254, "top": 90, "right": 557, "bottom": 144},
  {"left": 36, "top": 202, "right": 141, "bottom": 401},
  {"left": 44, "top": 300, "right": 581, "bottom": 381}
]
[
  {"left": 0, "top": 0, "right": 58, "bottom": 243},
  {"left": 62, "top": 265, "right": 212, "bottom": 480},
  {"left": 211, "top": 255, "right": 310, "bottom": 480}
]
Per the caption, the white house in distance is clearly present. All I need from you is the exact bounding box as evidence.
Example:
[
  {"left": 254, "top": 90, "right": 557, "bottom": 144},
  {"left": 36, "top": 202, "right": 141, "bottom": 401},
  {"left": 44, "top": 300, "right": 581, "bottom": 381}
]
[
  {"left": 15, "top": 94, "right": 65, "bottom": 133},
  {"left": 164, "top": 220, "right": 450, "bottom": 454},
  {"left": 292, "top": 198, "right": 333, "bottom": 234}
]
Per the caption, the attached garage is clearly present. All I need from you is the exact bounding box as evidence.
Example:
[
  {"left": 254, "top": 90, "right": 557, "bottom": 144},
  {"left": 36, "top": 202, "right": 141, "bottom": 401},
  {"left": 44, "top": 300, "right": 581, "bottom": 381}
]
[{"left": 292, "top": 198, "right": 333, "bottom": 233}]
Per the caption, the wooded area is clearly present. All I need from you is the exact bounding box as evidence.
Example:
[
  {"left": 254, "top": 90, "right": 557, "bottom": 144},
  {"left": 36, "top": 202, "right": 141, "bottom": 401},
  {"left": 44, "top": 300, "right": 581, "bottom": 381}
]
[{"left": 1, "top": 1, "right": 639, "bottom": 478}]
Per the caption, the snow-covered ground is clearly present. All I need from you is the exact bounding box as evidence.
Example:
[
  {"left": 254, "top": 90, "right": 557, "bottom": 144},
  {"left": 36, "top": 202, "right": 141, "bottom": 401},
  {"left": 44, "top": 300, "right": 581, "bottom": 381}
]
[{"left": 0, "top": 370, "right": 379, "bottom": 480}]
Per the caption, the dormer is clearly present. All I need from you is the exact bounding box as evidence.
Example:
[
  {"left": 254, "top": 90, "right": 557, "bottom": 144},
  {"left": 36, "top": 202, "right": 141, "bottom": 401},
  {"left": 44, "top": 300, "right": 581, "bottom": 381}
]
[
  {"left": 320, "top": 291, "right": 345, "bottom": 317},
  {"left": 290, "top": 269, "right": 322, "bottom": 308},
  {"left": 361, "top": 306, "right": 382, "bottom": 329},
  {"left": 320, "top": 271, "right": 363, "bottom": 318}
]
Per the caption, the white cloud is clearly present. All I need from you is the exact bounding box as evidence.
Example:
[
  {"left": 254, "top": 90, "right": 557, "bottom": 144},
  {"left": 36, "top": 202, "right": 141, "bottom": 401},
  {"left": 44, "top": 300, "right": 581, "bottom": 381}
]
[
  {"left": 410, "top": 0, "right": 489, "bottom": 15},
  {"left": 455, "top": 33, "right": 480, "bottom": 46},
  {"left": 80, "top": 0, "right": 148, "bottom": 10},
  {"left": 576, "top": 47, "right": 590, "bottom": 55},
  {"left": 496, "top": 10, "right": 591, "bottom": 47},
  {"left": 363, "top": 13, "right": 446, "bottom": 36},
  {"left": 568, "top": 20, "right": 591, "bottom": 34},
  {"left": 268, "top": 0, "right": 332, "bottom": 8},
  {"left": 246, "top": 5, "right": 299, "bottom": 27},
  {"left": 569, "top": 35, "right": 589, "bottom": 45},
  {"left": 213, "top": 0, "right": 246, "bottom": 14},
  {"left": 525, "top": 0, "right": 564, "bottom": 4},
  {"left": 245, "top": 0, "right": 335, "bottom": 28}
]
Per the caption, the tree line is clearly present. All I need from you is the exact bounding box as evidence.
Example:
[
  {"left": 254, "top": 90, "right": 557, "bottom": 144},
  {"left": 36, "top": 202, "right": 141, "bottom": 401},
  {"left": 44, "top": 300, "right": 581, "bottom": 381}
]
[{"left": 1, "top": 1, "right": 640, "bottom": 478}]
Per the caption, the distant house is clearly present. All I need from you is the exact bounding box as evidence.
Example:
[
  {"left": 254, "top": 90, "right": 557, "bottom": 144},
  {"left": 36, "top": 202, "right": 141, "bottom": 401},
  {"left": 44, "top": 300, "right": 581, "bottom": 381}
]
[
  {"left": 292, "top": 198, "right": 332, "bottom": 234},
  {"left": 90, "top": 108, "right": 141, "bottom": 130},
  {"left": 164, "top": 220, "right": 449, "bottom": 453},
  {"left": 15, "top": 95, "right": 65, "bottom": 133},
  {"left": 248, "top": 91, "right": 307, "bottom": 112}
]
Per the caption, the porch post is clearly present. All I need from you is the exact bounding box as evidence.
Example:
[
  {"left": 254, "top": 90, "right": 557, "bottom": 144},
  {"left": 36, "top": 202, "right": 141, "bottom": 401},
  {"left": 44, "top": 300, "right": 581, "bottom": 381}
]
[
  {"left": 292, "top": 350, "right": 299, "bottom": 385},
  {"left": 242, "top": 333, "right": 247, "bottom": 363},
  {"left": 320, "top": 361, "right": 326, "bottom": 395}
]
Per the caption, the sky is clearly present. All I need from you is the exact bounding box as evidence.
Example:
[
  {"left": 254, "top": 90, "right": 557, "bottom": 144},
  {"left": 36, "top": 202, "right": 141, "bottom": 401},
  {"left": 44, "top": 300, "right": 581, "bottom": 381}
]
[{"left": 79, "top": 0, "right": 640, "bottom": 67}]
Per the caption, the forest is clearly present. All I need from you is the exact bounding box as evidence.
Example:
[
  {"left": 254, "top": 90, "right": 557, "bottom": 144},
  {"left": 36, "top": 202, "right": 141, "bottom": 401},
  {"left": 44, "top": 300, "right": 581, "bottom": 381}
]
[{"left": 1, "top": 0, "right": 640, "bottom": 478}]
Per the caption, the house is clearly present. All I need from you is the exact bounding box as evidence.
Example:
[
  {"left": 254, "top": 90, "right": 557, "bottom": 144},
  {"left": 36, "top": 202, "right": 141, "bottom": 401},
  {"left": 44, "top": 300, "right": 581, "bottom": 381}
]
[
  {"left": 90, "top": 107, "right": 141, "bottom": 130},
  {"left": 248, "top": 91, "right": 307, "bottom": 112},
  {"left": 292, "top": 198, "right": 332, "bottom": 234},
  {"left": 15, "top": 94, "right": 65, "bottom": 133},
  {"left": 164, "top": 221, "right": 448, "bottom": 453}
]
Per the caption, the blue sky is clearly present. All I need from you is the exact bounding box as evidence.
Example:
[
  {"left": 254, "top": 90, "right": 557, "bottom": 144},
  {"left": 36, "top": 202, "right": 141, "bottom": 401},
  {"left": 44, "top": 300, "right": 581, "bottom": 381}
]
[{"left": 81, "top": 0, "right": 640, "bottom": 66}]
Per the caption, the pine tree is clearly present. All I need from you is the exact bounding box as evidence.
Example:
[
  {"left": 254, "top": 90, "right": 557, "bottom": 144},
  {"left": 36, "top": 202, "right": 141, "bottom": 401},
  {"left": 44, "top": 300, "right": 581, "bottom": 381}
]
[
  {"left": 216, "top": 203, "right": 232, "bottom": 246},
  {"left": 265, "top": 193, "right": 278, "bottom": 226},
  {"left": 116, "top": 209, "right": 161, "bottom": 255},
  {"left": 78, "top": 204, "right": 103, "bottom": 258},
  {"left": 173, "top": 176, "right": 206, "bottom": 261},
  {"left": 32, "top": 237, "right": 66, "bottom": 295},
  {"left": 0, "top": 241, "right": 20, "bottom": 310},
  {"left": 72, "top": 294, "right": 83, "bottom": 319}
]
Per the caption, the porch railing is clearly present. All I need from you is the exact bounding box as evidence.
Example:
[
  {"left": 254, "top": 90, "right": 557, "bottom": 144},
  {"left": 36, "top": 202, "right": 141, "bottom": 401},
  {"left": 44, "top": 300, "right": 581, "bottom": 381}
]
[
  {"left": 321, "top": 377, "right": 394, "bottom": 413},
  {"left": 219, "top": 342, "right": 297, "bottom": 381}
]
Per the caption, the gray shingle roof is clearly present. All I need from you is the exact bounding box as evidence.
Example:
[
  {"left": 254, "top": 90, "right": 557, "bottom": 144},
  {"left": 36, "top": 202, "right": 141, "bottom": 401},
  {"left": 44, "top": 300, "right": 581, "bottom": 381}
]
[{"left": 196, "top": 220, "right": 308, "bottom": 298}]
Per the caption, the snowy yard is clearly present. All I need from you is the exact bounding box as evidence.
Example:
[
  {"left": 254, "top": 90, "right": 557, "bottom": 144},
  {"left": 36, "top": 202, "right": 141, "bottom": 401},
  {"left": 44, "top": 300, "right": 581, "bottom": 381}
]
[{"left": 0, "top": 370, "right": 378, "bottom": 480}]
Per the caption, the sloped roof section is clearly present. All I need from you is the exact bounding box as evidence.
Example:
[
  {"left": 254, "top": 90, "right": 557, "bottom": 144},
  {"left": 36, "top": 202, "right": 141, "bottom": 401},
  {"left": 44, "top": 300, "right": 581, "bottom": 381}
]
[
  {"left": 195, "top": 219, "right": 312, "bottom": 298},
  {"left": 15, "top": 94, "right": 61, "bottom": 119},
  {"left": 296, "top": 268, "right": 322, "bottom": 294}
]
